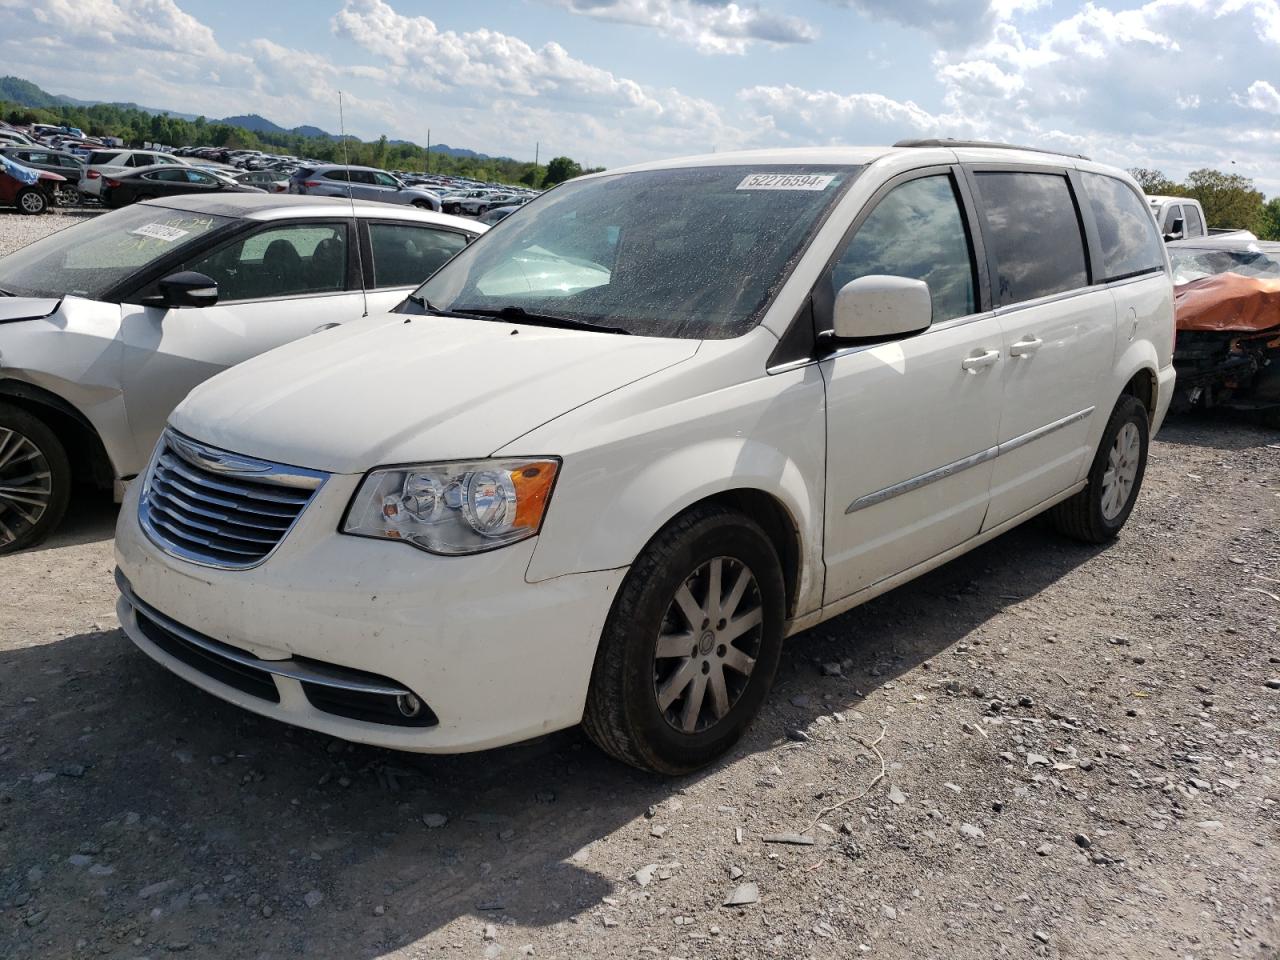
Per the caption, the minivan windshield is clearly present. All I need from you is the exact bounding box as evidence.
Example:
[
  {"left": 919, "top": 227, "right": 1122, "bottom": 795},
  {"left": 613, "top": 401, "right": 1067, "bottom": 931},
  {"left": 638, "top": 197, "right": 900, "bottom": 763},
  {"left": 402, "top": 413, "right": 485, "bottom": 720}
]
[
  {"left": 411, "top": 164, "right": 861, "bottom": 338},
  {"left": 0, "top": 204, "right": 234, "bottom": 299}
]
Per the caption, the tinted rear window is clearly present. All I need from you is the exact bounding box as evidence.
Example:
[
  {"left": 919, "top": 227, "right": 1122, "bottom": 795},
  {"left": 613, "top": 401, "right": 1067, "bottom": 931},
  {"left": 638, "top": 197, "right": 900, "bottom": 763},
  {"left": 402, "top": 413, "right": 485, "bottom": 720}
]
[
  {"left": 1080, "top": 173, "right": 1164, "bottom": 281},
  {"left": 89, "top": 151, "right": 121, "bottom": 165},
  {"left": 974, "top": 171, "right": 1089, "bottom": 305}
]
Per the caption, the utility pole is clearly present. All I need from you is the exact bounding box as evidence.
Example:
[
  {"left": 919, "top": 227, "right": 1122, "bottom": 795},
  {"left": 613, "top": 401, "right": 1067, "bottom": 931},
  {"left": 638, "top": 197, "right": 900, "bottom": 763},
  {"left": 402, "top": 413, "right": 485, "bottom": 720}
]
[{"left": 535, "top": 141, "right": 539, "bottom": 168}]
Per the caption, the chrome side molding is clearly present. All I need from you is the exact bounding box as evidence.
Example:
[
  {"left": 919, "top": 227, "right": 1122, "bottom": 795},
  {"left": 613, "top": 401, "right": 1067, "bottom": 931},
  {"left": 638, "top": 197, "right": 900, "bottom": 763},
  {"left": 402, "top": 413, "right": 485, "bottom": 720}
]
[
  {"left": 846, "top": 407, "right": 1095, "bottom": 514},
  {"left": 846, "top": 446, "right": 998, "bottom": 513}
]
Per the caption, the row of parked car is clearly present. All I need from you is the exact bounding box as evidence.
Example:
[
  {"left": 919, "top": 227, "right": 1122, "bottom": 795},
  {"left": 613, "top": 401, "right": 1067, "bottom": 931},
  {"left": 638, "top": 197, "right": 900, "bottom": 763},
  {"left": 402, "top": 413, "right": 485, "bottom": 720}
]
[
  {"left": 0, "top": 138, "right": 1274, "bottom": 776},
  {"left": 0, "top": 122, "right": 541, "bottom": 220}
]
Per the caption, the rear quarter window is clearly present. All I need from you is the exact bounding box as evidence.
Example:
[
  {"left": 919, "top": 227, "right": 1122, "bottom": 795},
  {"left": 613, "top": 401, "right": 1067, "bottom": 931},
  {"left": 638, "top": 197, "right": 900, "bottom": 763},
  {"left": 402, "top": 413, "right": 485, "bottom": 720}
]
[
  {"left": 1080, "top": 173, "right": 1165, "bottom": 281},
  {"left": 973, "top": 171, "right": 1089, "bottom": 305}
]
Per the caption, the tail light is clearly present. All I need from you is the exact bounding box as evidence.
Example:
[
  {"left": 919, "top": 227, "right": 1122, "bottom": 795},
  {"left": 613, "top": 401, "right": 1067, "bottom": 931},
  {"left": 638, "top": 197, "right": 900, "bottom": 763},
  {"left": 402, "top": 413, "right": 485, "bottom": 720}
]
[
  {"left": 104, "top": 178, "right": 122, "bottom": 188},
  {"left": 303, "top": 180, "right": 322, "bottom": 188},
  {"left": 87, "top": 170, "right": 100, "bottom": 179}
]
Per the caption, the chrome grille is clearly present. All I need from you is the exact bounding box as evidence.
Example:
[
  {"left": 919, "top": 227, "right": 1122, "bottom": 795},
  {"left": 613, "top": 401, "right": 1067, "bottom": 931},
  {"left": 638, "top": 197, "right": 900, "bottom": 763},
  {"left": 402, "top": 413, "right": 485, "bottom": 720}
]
[{"left": 139, "top": 430, "right": 327, "bottom": 569}]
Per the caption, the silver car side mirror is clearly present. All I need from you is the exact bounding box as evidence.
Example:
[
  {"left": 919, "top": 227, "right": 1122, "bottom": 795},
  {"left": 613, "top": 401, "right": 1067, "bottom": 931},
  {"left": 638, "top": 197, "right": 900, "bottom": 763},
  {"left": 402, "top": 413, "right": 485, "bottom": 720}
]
[
  {"left": 157, "top": 271, "right": 219, "bottom": 309},
  {"left": 832, "top": 275, "right": 932, "bottom": 341}
]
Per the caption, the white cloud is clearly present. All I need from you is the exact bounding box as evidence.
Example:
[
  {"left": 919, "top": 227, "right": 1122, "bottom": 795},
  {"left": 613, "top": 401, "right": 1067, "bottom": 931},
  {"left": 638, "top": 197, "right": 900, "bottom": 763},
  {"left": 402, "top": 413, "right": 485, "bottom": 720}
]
[
  {"left": 1238, "top": 79, "right": 1280, "bottom": 113},
  {"left": 739, "top": 85, "right": 943, "bottom": 143},
  {"left": 823, "top": 0, "right": 1037, "bottom": 45},
  {"left": 926, "top": 0, "right": 1280, "bottom": 188},
  {"left": 545, "top": 0, "right": 818, "bottom": 54},
  {"left": 330, "top": 0, "right": 741, "bottom": 158}
]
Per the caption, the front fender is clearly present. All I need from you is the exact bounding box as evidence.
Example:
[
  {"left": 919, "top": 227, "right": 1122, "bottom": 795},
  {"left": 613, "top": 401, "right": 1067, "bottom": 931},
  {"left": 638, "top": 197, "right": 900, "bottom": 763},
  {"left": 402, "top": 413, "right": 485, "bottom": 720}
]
[
  {"left": 521, "top": 364, "right": 828, "bottom": 620},
  {"left": 0, "top": 298, "right": 134, "bottom": 477}
]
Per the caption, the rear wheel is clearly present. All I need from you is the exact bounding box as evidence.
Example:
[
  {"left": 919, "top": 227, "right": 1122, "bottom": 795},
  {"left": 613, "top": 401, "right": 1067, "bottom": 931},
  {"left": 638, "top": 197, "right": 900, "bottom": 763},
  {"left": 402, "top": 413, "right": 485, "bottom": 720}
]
[
  {"left": 583, "top": 504, "right": 786, "bottom": 774},
  {"left": 16, "top": 188, "right": 47, "bottom": 215},
  {"left": 1050, "top": 394, "right": 1149, "bottom": 543},
  {"left": 0, "top": 403, "right": 71, "bottom": 554}
]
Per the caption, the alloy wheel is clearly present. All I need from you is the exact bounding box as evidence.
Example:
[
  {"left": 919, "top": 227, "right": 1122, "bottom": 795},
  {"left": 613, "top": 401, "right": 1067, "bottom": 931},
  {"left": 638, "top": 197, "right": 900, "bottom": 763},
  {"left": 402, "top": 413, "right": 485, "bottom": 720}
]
[
  {"left": 653, "top": 556, "right": 764, "bottom": 734},
  {"left": 19, "top": 191, "right": 44, "bottom": 214},
  {"left": 0, "top": 427, "right": 53, "bottom": 549},
  {"left": 1100, "top": 421, "right": 1141, "bottom": 520}
]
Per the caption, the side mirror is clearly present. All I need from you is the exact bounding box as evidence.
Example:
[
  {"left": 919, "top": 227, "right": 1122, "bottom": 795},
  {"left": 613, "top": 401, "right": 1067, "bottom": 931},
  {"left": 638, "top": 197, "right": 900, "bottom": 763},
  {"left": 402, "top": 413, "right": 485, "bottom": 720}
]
[
  {"left": 1164, "top": 217, "right": 1185, "bottom": 242},
  {"left": 831, "top": 275, "right": 932, "bottom": 341},
  {"left": 157, "top": 271, "right": 219, "bottom": 309}
]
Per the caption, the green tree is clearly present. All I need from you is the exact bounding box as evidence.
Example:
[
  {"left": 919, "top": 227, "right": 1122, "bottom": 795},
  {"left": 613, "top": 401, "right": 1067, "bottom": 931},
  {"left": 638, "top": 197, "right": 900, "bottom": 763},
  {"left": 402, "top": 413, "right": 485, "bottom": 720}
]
[
  {"left": 371, "top": 134, "right": 388, "bottom": 169},
  {"left": 1180, "top": 168, "right": 1264, "bottom": 231},
  {"left": 1127, "top": 168, "right": 1180, "bottom": 195},
  {"left": 1256, "top": 197, "right": 1280, "bottom": 242},
  {"left": 542, "top": 156, "right": 583, "bottom": 187}
]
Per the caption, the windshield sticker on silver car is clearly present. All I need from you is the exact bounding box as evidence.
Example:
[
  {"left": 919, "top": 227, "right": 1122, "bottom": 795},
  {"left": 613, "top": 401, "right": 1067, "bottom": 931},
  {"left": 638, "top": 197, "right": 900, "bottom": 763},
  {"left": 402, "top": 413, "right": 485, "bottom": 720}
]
[
  {"left": 737, "top": 173, "right": 836, "bottom": 192},
  {"left": 129, "top": 224, "right": 190, "bottom": 243}
]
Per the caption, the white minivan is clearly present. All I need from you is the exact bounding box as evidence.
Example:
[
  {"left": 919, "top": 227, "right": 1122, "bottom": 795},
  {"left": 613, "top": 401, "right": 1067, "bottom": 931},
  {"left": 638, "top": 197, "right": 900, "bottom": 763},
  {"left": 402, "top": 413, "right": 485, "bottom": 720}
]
[{"left": 113, "top": 141, "right": 1176, "bottom": 774}]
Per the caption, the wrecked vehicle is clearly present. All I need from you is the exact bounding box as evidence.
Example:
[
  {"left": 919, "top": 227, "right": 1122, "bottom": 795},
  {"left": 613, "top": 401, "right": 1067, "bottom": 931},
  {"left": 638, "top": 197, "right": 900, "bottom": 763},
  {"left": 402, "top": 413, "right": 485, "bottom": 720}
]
[
  {"left": 0, "top": 153, "right": 64, "bottom": 215},
  {"left": 1168, "top": 238, "right": 1280, "bottom": 424}
]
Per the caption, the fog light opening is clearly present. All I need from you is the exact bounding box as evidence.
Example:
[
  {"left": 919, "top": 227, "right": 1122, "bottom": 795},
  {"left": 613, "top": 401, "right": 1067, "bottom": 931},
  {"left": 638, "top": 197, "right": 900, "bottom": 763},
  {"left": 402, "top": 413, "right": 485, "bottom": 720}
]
[{"left": 396, "top": 693, "right": 423, "bottom": 718}]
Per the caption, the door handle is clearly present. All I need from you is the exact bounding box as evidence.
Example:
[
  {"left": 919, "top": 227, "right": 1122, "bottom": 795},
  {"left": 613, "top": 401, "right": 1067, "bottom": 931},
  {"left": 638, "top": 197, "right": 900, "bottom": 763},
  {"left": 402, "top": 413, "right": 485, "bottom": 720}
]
[
  {"left": 1009, "top": 336, "right": 1043, "bottom": 358},
  {"left": 961, "top": 349, "right": 1001, "bottom": 373}
]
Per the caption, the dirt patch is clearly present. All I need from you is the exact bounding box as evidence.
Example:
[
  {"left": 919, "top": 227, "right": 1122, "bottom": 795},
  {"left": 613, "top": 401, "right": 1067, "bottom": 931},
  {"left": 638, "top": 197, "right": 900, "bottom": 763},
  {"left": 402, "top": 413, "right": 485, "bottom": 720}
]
[{"left": 1, "top": 414, "right": 1277, "bottom": 959}]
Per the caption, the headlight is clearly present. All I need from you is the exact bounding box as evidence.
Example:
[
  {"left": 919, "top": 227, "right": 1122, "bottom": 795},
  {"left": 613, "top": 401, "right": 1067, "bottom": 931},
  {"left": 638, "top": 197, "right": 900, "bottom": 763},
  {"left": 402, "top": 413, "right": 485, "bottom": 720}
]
[{"left": 342, "top": 458, "right": 560, "bottom": 555}]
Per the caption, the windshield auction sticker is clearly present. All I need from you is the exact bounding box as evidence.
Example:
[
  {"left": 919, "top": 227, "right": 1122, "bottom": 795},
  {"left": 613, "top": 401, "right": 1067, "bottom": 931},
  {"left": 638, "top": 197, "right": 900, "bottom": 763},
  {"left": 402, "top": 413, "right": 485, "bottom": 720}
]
[
  {"left": 129, "top": 223, "right": 191, "bottom": 243},
  {"left": 737, "top": 173, "right": 836, "bottom": 191}
]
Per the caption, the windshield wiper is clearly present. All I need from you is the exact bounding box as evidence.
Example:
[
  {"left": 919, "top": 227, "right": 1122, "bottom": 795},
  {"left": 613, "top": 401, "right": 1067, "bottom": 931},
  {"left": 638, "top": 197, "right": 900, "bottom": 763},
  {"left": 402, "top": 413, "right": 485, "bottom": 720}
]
[
  {"left": 449, "top": 304, "right": 630, "bottom": 335},
  {"left": 400, "top": 294, "right": 486, "bottom": 320}
]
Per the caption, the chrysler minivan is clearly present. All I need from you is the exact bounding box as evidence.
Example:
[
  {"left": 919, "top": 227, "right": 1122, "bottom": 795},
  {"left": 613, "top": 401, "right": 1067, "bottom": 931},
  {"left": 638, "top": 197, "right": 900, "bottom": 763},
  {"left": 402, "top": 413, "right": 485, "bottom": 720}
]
[{"left": 113, "top": 141, "right": 1175, "bottom": 774}]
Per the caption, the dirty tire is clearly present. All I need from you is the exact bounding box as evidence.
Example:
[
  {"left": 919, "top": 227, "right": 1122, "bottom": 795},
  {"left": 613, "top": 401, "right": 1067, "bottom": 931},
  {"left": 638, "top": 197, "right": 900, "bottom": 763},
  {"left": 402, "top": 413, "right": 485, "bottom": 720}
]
[
  {"left": 0, "top": 402, "right": 71, "bottom": 555},
  {"left": 582, "top": 504, "right": 786, "bottom": 775},
  {"left": 1050, "top": 394, "right": 1149, "bottom": 544},
  {"left": 16, "top": 188, "right": 48, "bottom": 215}
]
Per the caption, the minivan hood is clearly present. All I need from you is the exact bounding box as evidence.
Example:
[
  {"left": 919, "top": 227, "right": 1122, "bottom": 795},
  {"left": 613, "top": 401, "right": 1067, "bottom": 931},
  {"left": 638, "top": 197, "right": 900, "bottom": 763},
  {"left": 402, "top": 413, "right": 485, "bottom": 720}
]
[{"left": 170, "top": 314, "right": 699, "bottom": 474}]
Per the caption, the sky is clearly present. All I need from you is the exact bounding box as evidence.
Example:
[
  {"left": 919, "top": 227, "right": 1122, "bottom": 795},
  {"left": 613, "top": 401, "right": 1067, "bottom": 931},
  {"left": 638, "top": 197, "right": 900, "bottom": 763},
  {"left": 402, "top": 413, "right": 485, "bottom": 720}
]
[{"left": 1, "top": 0, "right": 1277, "bottom": 193}]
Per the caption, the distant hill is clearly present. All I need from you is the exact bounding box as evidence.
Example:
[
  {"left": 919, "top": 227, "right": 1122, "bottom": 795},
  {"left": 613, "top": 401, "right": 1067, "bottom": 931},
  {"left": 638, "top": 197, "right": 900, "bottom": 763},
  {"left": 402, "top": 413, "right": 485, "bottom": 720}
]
[
  {"left": 0, "top": 76, "right": 197, "bottom": 120},
  {"left": 1, "top": 76, "right": 508, "bottom": 161},
  {"left": 221, "top": 113, "right": 291, "bottom": 136}
]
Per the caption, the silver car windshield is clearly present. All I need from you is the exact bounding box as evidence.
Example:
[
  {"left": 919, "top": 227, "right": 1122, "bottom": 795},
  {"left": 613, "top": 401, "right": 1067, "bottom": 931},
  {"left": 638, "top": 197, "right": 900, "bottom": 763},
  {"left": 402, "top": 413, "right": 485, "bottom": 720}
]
[
  {"left": 413, "top": 164, "right": 861, "bottom": 339},
  {"left": 0, "top": 205, "right": 234, "bottom": 299}
]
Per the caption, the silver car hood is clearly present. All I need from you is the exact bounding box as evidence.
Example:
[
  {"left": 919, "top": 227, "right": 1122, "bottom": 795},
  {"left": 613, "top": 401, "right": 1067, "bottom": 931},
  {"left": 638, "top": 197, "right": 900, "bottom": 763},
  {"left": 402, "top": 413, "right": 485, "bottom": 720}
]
[{"left": 0, "top": 297, "right": 60, "bottom": 324}]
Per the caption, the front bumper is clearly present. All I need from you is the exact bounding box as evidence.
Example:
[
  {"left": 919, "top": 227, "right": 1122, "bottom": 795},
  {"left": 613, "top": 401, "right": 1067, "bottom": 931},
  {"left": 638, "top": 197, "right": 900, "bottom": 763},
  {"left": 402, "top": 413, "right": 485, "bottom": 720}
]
[
  {"left": 114, "top": 473, "right": 626, "bottom": 753},
  {"left": 1152, "top": 363, "right": 1176, "bottom": 435}
]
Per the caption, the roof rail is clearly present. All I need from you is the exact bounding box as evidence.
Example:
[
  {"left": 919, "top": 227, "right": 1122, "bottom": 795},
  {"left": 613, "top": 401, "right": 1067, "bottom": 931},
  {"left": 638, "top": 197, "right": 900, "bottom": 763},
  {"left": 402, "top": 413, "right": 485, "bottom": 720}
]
[{"left": 893, "top": 138, "right": 1091, "bottom": 161}]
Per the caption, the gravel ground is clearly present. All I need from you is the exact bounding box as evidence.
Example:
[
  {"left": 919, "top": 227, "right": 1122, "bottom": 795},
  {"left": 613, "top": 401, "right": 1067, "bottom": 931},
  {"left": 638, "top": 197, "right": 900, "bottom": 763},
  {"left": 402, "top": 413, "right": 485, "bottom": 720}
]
[
  {"left": 1, "top": 420, "right": 1276, "bottom": 960},
  {"left": 0, "top": 209, "right": 103, "bottom": 257},
  {"left": 1, "top": 213, "right": 1278, "bottom": 959}
]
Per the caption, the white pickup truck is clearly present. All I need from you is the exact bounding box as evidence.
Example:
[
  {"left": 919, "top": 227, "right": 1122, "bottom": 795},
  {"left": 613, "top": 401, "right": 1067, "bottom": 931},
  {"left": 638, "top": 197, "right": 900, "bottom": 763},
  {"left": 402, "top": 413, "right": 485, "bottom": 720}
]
[
  {"left": 1148, "top": 195, "right": 1209, "bottom": 241},
  {"left": 1148, "top": 195, "right": 1257, "bottom": 244}
]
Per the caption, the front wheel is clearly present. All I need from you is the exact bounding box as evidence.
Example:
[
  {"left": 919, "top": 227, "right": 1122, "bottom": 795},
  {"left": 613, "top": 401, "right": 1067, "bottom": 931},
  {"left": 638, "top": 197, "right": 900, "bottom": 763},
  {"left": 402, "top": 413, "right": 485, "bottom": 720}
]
[
  {"left": 583, "top": 504, "right": 786, "bottom": 775},
  {"left": 1050, "top": 394, "right": 1149, "bottom": 543},
  {"left": 0, "top": 402, "right": 71, "bottom": 554},
  {"left": 16, "top": 188, "right": 48, "bottom": 215}
]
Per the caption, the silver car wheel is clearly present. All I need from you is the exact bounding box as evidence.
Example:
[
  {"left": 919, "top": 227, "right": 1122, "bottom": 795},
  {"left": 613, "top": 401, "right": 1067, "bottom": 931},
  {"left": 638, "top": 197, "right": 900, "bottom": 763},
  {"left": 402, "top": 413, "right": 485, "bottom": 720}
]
[
  {"left": 0, "top": 427, "right": 53, "bottom": 548},
  {"left": 1100, "top": 421, "right": 1141, "bottom": 521},
  {"left": 18, "top": 191, "right": 45, "bottom": 213},
  {"left": 653, "top": 556, "right": 763, "bottom": 735}
]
